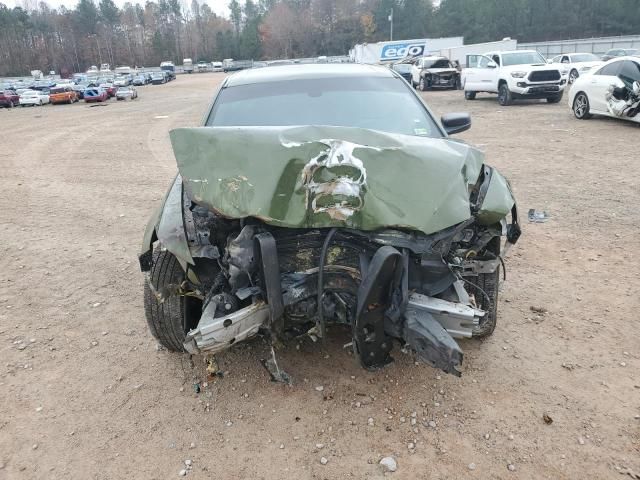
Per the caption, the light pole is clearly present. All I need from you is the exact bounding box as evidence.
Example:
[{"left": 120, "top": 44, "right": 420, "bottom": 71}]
[{"left": 388, "top": 8, "right": 394, "bottom": 41}]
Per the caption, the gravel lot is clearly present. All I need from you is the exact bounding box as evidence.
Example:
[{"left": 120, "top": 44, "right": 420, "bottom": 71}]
[{"left": 1, "top": 72, "right": 638, "bottom": 479}]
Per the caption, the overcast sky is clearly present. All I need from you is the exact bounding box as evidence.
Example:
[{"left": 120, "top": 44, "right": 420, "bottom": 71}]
[{"left": 12, "top": 0, "right": 230, "bottom": 16}]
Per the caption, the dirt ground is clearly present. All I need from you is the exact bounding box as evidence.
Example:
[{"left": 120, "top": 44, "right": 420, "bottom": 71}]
[{"left": 0, "top": 72, "right": 638, "bottom": 480}]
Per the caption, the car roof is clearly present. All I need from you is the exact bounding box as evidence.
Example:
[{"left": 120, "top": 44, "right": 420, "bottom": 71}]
[
  {"left": 604, "top": 56, "right": 640, "bottom": 63},
  {"left": 486, "top": 50, "right": 540, "bottom": 56},
  {"left": 224, "top": 63, "right": 396, "bottom": 87}
]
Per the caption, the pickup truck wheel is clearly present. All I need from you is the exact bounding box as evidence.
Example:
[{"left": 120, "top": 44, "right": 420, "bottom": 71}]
[
  {"left": 573, "top": 92, "right": 592, "bottom": 119},
  {"left": 418, "top": 77, "right": 428, "bottom": 91},
  {"left": 546, "top": 92, "right": 564, "bottom": 103},
  {"left": 464, "top": 90, "right": 476, "bottom": 100},
  {"left": 468, "top": 266, "right": 500, "bottom": 338},
  {"left": 497, "top": 83, "right": 512, "bottom": 106},
  {"left": 144, "top": 250, "right": 202, "bottom": 352},
  {"left": 569, "top": 69, "right": 579, "bottom": 84}
]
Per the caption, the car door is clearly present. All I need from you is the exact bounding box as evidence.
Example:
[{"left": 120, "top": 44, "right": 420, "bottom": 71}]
[
  {"left": 586, "top": 60, "right": 624, "bottom": 114},
  {"left": 463, "top": 55, "right": 498, "bottom": 91},
  {"left": 410, "top": 59, "right": 422, "bottom": 85}
]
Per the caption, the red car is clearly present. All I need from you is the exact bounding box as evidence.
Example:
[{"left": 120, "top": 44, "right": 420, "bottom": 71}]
[
  {"left": 99, "top": 83, "right": 117, "bottom": 98},
  {"left": 0, "top": 90, "right": 19, "bottom": 108},
  {"left": 84, "top": 87, "right": 109, "bottom": 103}
]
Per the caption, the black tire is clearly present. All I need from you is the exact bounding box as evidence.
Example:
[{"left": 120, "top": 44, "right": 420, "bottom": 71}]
[
  {"left": 569, "top": 69, "right": 579, "bottom": 84},
  {"left": 453, "top": 76, "right": 462, "bottom": 90},
  {"left": 419, "top": 76, "right": 429, "bottom": 91},
  {"left": 498, "top": 83, "right": 512, "bottom": 106},
  {"left": 546, "top": 91, "right": 564, "bottom": 103},
  {"left": 464, "top": 90, "right": 476, "bottom": 100},
  {"left": 7, "top": 101, "right": 13, "bottom": 109},
  {"left": 468, "top": 266, "right": 500, "bottom": 338},
  {"left": 573, "top": 92, "right": 592, "bottom": 119},
  {"left": 144, "top": 250, "right": 201, "bottom": 351}
]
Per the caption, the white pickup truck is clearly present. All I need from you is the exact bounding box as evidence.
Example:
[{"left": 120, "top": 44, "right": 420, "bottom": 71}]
[{"left": 462, "top": 50, "right": 567, "bottom": 105}]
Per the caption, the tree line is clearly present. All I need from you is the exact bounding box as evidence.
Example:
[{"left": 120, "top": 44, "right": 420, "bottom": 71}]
[{"left": 1, "top": 0, "right": 639, "bottom": 76}]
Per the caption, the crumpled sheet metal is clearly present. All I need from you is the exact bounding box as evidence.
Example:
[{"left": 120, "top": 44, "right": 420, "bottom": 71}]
[
  {"left": 156, "top": 175, "right": 194, "bottom": 266},
  {"left": 170, "top": 126, "right": 487, "bottom": 235},
  {"left": 476, "top": 169, "right": 515, "bottom": 226}
]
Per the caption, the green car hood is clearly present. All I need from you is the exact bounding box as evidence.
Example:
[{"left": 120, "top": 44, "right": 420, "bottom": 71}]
[{"left": 170, "top": 126, "right": 488, "bottom": 235}]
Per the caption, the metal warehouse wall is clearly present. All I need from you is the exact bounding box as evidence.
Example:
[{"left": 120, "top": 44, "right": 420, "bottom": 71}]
[{"left": 518, "top": 34, "right": 640, "bottom": 56}]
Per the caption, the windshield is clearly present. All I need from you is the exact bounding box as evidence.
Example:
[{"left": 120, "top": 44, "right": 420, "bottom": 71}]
[
  {"left": 626, "top": 49, "right": 639, "bottom": 55},
  {"left": 501, "top": 52, "right": 546, "bottom": 66},
  {"left": 207, "top": 76, "right": 441, "bottom": 137},
  {"left": 572, "top": 54, "right": 599, "bottom": 62},
  {"left": 392, "top": 64, "right": 412, "bottom": 73},
  {"left": 424, "top": 59, "right": 451, "bottom": 69}
]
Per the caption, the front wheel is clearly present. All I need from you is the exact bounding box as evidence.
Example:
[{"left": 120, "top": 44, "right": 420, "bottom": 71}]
[
  {"left": 569, "top": 69, "right": 579, "bottom": 84},
  {"left": 497, "top": 84, "right": 512, "bottom": 106},
  {"left": 573, "top": 92, "right": 592, "bottom": 119},
  {"left": 468, "top": 266, "right": 500, "bottom": 338},
  {"left": 144, "top": 250, "right": 202, "bottom": 351},
  {"left": 418, "top": 76, "right": 428, "bottom": 91},
  {"left": 464, "top": 90, "right": 476, "bottom": 100}
]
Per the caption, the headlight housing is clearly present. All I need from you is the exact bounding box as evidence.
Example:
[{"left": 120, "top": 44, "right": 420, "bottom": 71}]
[{"left": 510, "top": 71, "right": 527, "bottom": 78}]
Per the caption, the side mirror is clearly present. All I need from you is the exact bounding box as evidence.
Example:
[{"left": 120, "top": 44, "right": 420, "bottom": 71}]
[
  {"left": 547, "top": 59, "right": 553, "bottom": 64},
  {"left": 442, "top": 112, "right": 471, "bottom": 135},
  {"left": 633, "top": 81, "right": 640, "bottom": 94},
  {"left": 487, "top": 61, "right": 497, "bottom": 68}
]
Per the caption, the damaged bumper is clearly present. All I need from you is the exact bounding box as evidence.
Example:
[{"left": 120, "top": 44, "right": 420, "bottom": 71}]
[{"left": 141, "top": 126, "right": 521, "bottom": 377}]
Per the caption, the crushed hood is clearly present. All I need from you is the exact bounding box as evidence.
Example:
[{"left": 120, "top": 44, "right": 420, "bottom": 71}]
[{"left": 170, "top": 126, "right": 485, "bottom": 235}]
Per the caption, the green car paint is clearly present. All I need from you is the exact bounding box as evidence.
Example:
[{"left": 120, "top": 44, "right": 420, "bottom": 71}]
[
  {"left": 142, "top": 126, "right": 515, "bottom": 266},
  {"left": 476, "top": 168, "right": 516, "bottom": 225},
  {"left": 141, "top": 175, "right": 193, "bottom": 269}
]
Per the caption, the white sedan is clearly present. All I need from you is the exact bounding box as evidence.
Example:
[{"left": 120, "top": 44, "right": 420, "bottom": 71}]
[
  {"left": 19, "top": 90, "right": 50, "bottom": 106},
  {"left": 569, "top": 57, "right": 640, "bottom": 124},
  {"left": 550, "top": 53, "right": 603, "bottom": 84}
]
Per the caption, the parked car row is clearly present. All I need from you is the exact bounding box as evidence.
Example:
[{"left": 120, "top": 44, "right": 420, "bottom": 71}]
[
  {"left": 0, "top": 83, "right": 140, "bottom": 108},
  {"left": 387, "top": 48, "right": 640, "bottom": 127}
]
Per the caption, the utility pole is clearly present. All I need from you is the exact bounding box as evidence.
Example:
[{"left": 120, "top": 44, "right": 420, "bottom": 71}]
[{"left": 388, "top": 8, "right": 394, "bottom": 41}]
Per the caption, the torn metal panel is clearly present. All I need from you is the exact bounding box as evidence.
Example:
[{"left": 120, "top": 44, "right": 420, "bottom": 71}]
[
  {"left": 406, "top": 292, "right": 482, "bottom": 339},
  {"left": 476, "top": 168, "right": 516, "bottom": 226},
  {"left": 404, "top": 309, "right": 463, "bottom": 377},
  {"left": 184, "top": 301, "right": 269, "bottom": 354},
  {"left": 155, "top": 175, "right": 194, "bottom": 266},
  {"left": 170, "top": 126, "right": 487, "bottom": 235}
]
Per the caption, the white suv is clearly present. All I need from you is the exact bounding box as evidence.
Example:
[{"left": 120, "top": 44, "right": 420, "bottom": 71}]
[{"left": 462, "top": 50, "right": 567, "bottom": 105}]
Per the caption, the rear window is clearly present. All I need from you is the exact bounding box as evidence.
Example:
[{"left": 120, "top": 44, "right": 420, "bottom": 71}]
[
  {"left": 502, "top": 51, "right": 546, "bottom": 66},
  {"left": 50, "top": 88, "right": 64, "bottom": 94},
  {"left": 207, "top": 76, "right": 441, "bottom": 138},
  {"left": 571, "top": 54, "right": 598, "bottom": 63}
]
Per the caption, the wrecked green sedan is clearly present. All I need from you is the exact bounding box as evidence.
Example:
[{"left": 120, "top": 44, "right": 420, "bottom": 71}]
[{"left": 139, "top": 64, "right": 520, "bottom": 377}]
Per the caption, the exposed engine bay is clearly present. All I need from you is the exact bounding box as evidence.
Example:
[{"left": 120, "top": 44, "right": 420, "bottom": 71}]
[
  {"left": 140, "top": 126, "right": 520, "bottom": 378},
  {"left": 606, "top": 80, "right": 640, "bottom": 118}
]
